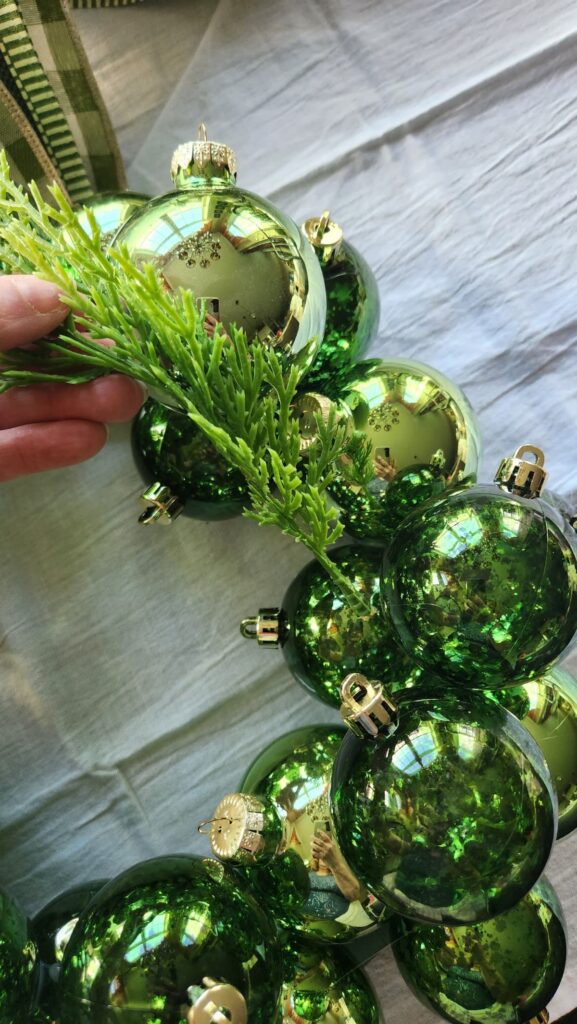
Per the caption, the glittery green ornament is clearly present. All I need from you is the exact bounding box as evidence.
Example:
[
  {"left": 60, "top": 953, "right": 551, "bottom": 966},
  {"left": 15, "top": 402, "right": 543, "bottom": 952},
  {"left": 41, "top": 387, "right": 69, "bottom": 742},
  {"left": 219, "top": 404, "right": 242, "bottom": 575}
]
[
  {"left": 206, "top": 726, "right": 388, "bottom": 944},
  {"left": 132, "top": 398, "right": 249, "bottom": 523},
  {"left": 492, "top": 667, "right": 577, "bottom": 839},
  {"left": 57, "top": 855, "right": 281, "bottom": 1024},
  {"left": 75, "top": 191, "right": 150, "bottom": 248},
  {"left": 0, "top": 887, "right": 37, "bottom": 1024},
  {"left": 331, "top": 678, "right": 556, "bottom": 926},
  {"left": 300, "top": 212, "right": 379, "bottom": 398},
  {"left": 297, "top": 359, "right": 480, "bottom": 541},
  {"left": 382, "top": 445, "right": 577, "bottom": 688},
  {"left": 392, "top": 877, "right": 566, "bottom": 1024},
  {"left": 240, "top": 544, "right": 419, "bottom": 708},
  {"left": 279, "top": 937, "right": 380, "bottom": 1024},
  {"left": 115, "top": 126, "right": 325, "bottom": 381}
]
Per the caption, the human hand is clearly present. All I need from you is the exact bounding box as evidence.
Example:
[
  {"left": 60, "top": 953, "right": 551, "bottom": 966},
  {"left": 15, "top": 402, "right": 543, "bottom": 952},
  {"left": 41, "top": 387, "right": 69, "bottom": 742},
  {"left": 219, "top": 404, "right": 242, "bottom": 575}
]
[
  {"left": 311, "top": 830, "right": 339, "bottom": 870},
  {"left": 0, "top": 275, "right": 146, "bottom": 481}
]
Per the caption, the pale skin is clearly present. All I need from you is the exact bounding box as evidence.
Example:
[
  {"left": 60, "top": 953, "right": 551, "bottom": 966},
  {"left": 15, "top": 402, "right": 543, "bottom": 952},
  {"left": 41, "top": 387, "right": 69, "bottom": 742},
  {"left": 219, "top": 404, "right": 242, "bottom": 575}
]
[{"left": 0, "top": 275, "right": 145, "bottom": 481}]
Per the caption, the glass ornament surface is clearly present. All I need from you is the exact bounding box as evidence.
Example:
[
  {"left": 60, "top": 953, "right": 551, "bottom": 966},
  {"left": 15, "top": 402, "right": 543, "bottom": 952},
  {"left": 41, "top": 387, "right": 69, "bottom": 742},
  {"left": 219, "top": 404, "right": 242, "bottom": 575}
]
[
  {"left": 57, "top": 855, "right": 281, "bottom": 1024},
  {"left": 75, "top": 191, "right": 150, "bottom": 247},
  {"left": 382, "top": 479, "right": 577, "bottom": 688},
  {"left": 280, "top": 937, "right": 380, "bottom": 1024},
  {"left": 327, "top": 359, "right": 480, "bottom": 540},
  {"left": 132, "top": 398, "right": 248, "bottom": 521},
  {"left": 0, "top": 887, "right": 37, "bottom": 1024},
  {"left": 493, "top": 667, "right": 577, "bottom": 839},
  {"left": 330, "top": 690, "right": 557, "bottom": 926},
  {"left": 115, "top": 136, "right": 326, "bottom": 376},
  {"left": 392, "top": 877, "right": 566, "bottom": 1024}
]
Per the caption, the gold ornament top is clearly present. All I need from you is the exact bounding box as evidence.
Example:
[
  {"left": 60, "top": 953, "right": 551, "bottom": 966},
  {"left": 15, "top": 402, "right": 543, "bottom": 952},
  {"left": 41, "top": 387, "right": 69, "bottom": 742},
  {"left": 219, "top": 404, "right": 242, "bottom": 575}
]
[
  {"left": 340, "top": 673, "right": 398, "bottom": 739},
  {"left": 302, "top": 210, "right": 344, "bottom": 263},
  {"left": 187, "top": 977, "right": 248, "bottom": 1024},
  {"left": 495, "top": 444, "right": 547, "bottom": 498},
  {"left": 240, "top": 608, "right": 282, "bottom": 646},
  {"left": 171, "top": 124, "right": 237, "bottom": 183},
  {"left": 208, "top": 793, "right": 267, "bottom": 860}
]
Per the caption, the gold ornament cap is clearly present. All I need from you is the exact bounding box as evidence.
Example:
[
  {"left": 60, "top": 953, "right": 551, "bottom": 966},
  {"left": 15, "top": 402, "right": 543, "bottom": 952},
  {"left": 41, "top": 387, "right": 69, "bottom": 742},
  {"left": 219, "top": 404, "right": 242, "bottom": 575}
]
[
  {"left": 171, "top": 123, "right": 237, "bottom": 183},
  {"left": 187, "top": 977, "right": 248, "bottom": 1024},
  {"left": 340, "top": 673, "right": 398, "bottom": 740},
  {"left": 495, "top": 444, "right": 547, "bottom": 498},
  {"left": 205, "top": 793, "right": 268, "bottom": 862},
  {"left": 240, "top": 608, "right": 282, "bottom": 646},
  {"left": 302, "top": 210, "right": 344, "bottom": 263},
  {"left": 138, "top": 483, "right": 184, "bottom": 524}
]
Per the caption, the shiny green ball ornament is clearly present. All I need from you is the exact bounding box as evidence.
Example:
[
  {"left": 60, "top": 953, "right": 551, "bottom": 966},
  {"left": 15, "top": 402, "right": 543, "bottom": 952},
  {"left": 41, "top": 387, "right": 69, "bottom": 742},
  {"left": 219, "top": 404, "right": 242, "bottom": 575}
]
[
  {"left": 207, "top": 725, "right": 386, "bottom": 943},
  {"left": 392, "top": 877, "right": 566, "bottom": 1024},
  {"left": 115, "top": 126, "right": 325, "bottom": 378},
  {"left": 331, "top": 677, "right": 557, "bottom": 926},
  {"left": 279, "top": 937, "right": 380, "bottom": 1024},
  {"left": 0, "top": 887, "right": 37, "bottom": 1024},
  {"left": 132, "top": 398, "right": 248, "bottom": 523},
  {"left": 382, "top": 445, "right": 577, "bottom": 688},
  {"left": 57, "top": 855, "right": 281, "bottom": 1024},
  {"left": 297, "top": 359, "right": 480, "bottom": 541},
  {"left": 300, "top": 212, "right": 379, "bottom": 398},
  {"left": 240, "top": 544, "right": 419, "bottom": 708},
  {"left": 493, "top": 667, "right": 577, "bottom": 839},
  {"left": 75, "top": 191, "right": 150, "bottom": 247}
]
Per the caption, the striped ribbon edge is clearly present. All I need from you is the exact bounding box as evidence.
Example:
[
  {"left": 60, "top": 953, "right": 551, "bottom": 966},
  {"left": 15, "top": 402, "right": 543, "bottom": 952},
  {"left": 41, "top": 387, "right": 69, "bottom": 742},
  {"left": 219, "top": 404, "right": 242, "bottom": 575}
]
[{"left": 0, "top": 77, "right": 67, "bottom": 200}]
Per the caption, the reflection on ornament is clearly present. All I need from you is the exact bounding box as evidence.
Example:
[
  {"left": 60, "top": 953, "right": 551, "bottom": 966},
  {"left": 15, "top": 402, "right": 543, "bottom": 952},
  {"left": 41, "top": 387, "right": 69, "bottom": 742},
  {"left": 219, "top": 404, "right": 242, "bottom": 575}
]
[
  {"left": 57, "top": 855, "right": 281, "bottom": 1024},
  {"left": 240, "top": 544, "right": 419, "bottom": 708},
  {"left": 382, "top": 445, "right": 577, "bottom": 688},
  {"left": 331, "top": 679, "right": 557, "bottom": 926},
  {"left": 75, "top": 191, "right": 150, "bottom": 248},
  {"left": 132, "top": 398, "right": 249, "bottom": 523},
  {"left": 392, "top": 877, "right": 566, "bottom": 1024},
  {"left": 301, "top": 212, "right": 380, "bottom": 398},
  {"left": 115, "top": 126, "right": 325, "bottom": 383},
  {"left": 0, "top": 888, "right": 37, "bottom": 1024},
  {"left": 280, "top": 937, "right": 379, "bottom": 1024}
]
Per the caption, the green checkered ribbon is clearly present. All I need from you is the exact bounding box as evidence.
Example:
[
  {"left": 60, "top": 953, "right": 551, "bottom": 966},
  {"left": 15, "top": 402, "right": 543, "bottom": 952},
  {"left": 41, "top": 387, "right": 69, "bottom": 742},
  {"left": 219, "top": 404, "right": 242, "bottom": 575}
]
[{"left": 0, "top": 0, "right": 129, "bottom": 200}]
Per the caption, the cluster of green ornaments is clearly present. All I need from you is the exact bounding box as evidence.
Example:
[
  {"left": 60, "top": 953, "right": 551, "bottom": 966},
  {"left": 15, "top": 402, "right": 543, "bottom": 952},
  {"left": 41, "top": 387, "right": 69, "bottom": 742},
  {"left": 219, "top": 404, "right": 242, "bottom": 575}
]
[{"left": 4, "top": 129, "right": 577, "bottom": 1024}]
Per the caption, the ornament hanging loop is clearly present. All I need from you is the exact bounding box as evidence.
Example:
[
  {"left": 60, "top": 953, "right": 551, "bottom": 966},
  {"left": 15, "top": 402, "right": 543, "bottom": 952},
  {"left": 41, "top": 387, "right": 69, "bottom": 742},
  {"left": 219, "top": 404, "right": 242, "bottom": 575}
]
[
  {"left": 198, "top": 122, "right": 208, "bottom": 141},
  {"left": 197, "top": 817, "right": 232, "bottom": 835},
  {"left": 340, "top": 673, "right": 398, "bottom": 740},
  {"left": 495, "top": 443, "right": 547, "bottom": 498},
  {"left": 240, "top": 609, "right": 281, "bottom": 646}
]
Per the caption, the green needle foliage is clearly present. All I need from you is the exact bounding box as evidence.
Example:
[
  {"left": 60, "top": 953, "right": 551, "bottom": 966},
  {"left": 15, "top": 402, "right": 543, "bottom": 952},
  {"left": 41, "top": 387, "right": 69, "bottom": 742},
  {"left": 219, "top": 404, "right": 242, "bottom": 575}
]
[{"left": 0, "top": 153, "right": 371, "bottom": 615}]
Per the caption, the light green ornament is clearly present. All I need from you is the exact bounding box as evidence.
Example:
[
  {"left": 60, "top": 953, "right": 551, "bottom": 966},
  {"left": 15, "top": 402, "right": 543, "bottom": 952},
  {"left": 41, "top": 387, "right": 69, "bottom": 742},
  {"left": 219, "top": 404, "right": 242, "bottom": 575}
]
[{"left": 75, "top": 191, "right": 150, "bottom": 247}]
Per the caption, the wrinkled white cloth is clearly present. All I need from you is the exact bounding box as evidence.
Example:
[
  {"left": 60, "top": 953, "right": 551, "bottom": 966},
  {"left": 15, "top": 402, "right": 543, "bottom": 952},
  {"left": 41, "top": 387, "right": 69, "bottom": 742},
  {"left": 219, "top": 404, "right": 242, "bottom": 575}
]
[{"left": 1, "top": 0, "right": 577, "bottom": 1018}]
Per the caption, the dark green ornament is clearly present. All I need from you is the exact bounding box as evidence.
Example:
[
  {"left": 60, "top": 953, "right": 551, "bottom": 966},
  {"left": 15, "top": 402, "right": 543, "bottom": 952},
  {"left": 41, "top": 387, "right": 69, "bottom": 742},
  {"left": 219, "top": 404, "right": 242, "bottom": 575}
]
[
  {"left": 132, "top": 398, "right": 249, "bottom": 523},
  {"left": 300, "top": 212, "right": 379, "bottom": 399},
  {"left": 382, "top": 445, "right": 577, "bottom": 688},
  {"left": 279, "top": 936, "right": 380, "bottom": 1024},
  {"left": 58, "top": 855, "right": 282, "bottom": 1024},
  {"left": 392, "top": 877, "right": 566, "bottom": 1024},
  {"left": 207, "top": 726, "right": 388, "bottom": 944},
  {"left": 75, "top": 191, "right": 150, "bottom": 248},
  {"left": 493, "top": 666, "right": 577, "bottom": 839},
  {"left": 240, "top": 544, "right": 420, "bottom": 708},
  {"left": 331, "top": 680, "right": 556, "bottom": 926},
  {"left": 0, "top": 887, "right": 37, "bottom": 1024},
  {"left": 115, "top": 128, "right": 325, "bottom": 382}
]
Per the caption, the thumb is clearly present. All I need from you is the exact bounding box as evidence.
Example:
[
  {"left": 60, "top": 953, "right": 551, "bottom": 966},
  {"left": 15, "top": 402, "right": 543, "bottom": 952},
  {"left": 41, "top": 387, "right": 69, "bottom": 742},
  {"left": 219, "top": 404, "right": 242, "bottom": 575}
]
[{"left": 0, "top": 275, "right": 67, "bottom": 349}]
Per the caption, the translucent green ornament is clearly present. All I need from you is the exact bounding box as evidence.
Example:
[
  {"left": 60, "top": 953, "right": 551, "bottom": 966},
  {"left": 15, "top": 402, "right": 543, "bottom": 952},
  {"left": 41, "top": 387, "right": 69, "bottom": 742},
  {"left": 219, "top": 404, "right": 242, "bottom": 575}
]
[
  {"left": 206, "top": 725, "right": 388, "bottom": 944},
  {"left": 392, "top": 877, "right": 566, "bottom": 1024},
  {"left": 300, "top": 212, "right": 379, "bottom": 399},
  {"left": 240, "top": 544, "right": 419, "bottom": 708},
  {"left": 132, "top": 398, "right": 248, "bottom": 524},
  {"left": 491, "top": 667, "right": 577, "bottom": 839},
  {"left": 296, "top": 359, "right": 480, "bottom": 541},
  {"left": 57, "top": 855, "right": 281, "bottom": 1024},
  {"left": 382, "top": 445, "right": 577, "bottom": 688},
  {"left": 279, "top": 936, "right": 380, "bottom": 1024},
  {"left": 0, "top": 887, "right": 37, "bottom": 1024},
  {"left": 115, "top": 125, "right": 325, "bottom": 383},
  {"left": 75, "top": 191, "right": 150, "bottom": 247},
  {"left": 331, "top": 676, "right": 556, "bottom": 926}
]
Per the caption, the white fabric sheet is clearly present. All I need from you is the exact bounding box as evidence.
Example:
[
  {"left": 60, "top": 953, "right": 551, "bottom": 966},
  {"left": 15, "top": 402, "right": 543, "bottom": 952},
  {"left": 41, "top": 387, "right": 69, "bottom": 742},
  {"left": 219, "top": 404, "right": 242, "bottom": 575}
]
[{"left": 1, "top": 0, "right": 577, "bottom": 1018}]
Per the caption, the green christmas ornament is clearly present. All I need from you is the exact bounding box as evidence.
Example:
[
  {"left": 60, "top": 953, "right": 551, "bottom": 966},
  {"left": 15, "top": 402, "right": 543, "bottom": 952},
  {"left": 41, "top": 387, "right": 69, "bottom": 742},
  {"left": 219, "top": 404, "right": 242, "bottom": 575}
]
[
  {"left": 240, "top": 544, "right": 419, "bottom": 708},
  {"left": 75, "top": 191, "right": 150, "bottom": 247},
  {"left": 132, "top": 398, "right": 249, "bottom": 523},
  {"left": 300, "top": 211, "right": 379, "bottom": 398},
  {"left": 0, "top": 887, "right": 37, "bottom": 1024},
  {"left": 296, "top": 359, "right": 480, "bottom": 541},
  {"left": 392, "top": 877, "right": 566, "bottom": 1024},
  {"left": 115, "top": 125, "right": 326, "bottom": 386},
  {"left": 382, "top": 444, "right": 577, "bottom": 688},
  {"left": 279, "top": 937, "right": 380, "bottom": 1024},
  {"left": 331, "top": 676, "right": 556, "bottom": 926},
  {"left": 206, "top": 725, "right": 388, "bottom": 943},
  {"left": 492, "top": 667, "right": 577, "bottom": 840},
  {"left": 57, "top": 855, "right": 281, "bottom": 1024}
]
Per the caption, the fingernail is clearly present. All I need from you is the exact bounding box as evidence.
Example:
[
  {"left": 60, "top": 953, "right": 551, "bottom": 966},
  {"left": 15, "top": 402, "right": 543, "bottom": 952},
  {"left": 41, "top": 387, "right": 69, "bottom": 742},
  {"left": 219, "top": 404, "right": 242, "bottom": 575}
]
[{"left": 11, "top": 276, "right": 65, "bottom": 317}]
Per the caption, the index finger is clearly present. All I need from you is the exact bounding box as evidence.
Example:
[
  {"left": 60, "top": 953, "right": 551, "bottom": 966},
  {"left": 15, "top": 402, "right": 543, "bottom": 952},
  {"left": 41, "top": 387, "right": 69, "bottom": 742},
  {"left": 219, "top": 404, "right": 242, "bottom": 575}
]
[{"left": 0, "top": 275, "right": 67, "bottom": 349}]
